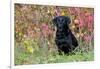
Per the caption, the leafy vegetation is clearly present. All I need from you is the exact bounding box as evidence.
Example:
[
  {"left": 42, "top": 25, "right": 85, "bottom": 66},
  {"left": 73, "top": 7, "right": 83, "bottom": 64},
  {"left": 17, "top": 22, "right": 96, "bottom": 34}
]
[{"left": 14, "top": 4, "right": 94, "bottom": 65}]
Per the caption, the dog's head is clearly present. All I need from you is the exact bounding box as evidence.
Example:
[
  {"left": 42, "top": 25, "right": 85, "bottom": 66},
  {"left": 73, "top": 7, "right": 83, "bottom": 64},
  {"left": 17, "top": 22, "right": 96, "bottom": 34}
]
[{"left": 53, "top": 16, "right": 71, "bottom": 30}]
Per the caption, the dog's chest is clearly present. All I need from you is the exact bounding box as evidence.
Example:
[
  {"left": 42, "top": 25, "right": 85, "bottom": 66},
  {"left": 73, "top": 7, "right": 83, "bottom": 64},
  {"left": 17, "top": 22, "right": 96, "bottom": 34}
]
[
  {"left": 56, "top": 32, "right": 72, "bottom": 44},
  {"left": 56, "top": 31, "right": 69, "bottom": 39},
  {"left": 56, "top": 32, "right": 65, "bottom": 38}
]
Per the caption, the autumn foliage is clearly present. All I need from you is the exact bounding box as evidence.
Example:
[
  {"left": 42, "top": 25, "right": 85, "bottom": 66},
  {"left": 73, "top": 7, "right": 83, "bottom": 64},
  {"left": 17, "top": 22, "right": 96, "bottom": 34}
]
[{"left": 15, "top": 4, "right": 94, "bottom": 65}]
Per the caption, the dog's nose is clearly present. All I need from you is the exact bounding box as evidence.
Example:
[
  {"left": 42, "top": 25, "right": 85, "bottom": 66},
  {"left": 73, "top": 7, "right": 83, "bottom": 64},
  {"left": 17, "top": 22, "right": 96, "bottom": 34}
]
[
  {"left": 58, "top": 24, "right": 62, "bottom": 29},
  {"left": 58, "top": 27, "right": 63, "bottom": 31}
]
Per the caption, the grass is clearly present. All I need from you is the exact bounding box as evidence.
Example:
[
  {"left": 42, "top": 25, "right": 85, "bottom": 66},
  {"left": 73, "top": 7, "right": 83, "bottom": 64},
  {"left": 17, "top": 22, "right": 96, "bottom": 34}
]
[{"left": 15, "top": 44, "right": 94, "bottom": 65}]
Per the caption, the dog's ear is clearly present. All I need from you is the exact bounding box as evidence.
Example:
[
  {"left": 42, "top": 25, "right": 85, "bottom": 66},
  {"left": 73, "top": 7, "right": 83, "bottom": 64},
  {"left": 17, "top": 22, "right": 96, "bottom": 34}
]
[
  {"left": 52, "top": 17, "right": 57, "bottom": 26},
  {"left": 65, "top": 16, "right": 71, "bottom": 25}
]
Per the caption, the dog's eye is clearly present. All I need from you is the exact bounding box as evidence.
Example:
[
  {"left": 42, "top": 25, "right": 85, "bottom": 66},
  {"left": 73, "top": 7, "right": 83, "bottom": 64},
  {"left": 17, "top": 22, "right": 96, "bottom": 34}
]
[
  {"left": 57, "top": 19, "right": 60, "bottom": 23},
  {"left": 62, "top": 19, "right": 65, "bottom": 23}
]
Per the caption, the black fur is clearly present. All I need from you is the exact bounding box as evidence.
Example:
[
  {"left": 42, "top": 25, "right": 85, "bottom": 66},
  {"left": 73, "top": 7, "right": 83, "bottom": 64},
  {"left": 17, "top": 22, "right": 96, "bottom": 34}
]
[{"left": 53, "top": 16, "right": 78, "bottom": 54}]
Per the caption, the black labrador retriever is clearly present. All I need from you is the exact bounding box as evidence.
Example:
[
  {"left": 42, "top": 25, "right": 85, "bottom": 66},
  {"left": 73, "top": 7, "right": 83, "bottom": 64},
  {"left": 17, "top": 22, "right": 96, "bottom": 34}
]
[{"left": 53, "top": 16, "right": 78, "bottom": 54}]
